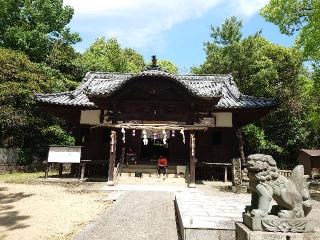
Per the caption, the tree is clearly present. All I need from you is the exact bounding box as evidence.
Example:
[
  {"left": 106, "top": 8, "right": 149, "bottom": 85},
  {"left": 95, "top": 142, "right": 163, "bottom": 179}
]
[
  {"left": 210, "top": 16, "right": 243, "bottom": 45},
  {"left": 158, "top": 60, "right": 178, "bottom": 74},
  {"left": 79, "top": 37, "right": 145, "bottom": 73},
  {"left": 0, "top": 48, "right": 75, "bottom": 164},
  {"left": 46, "top": 40, "right": 84, "bottom": 82},
  {"left": 0, "top": 0, "right": 80, "bottom": 62},
  {"left": 193, "top": 17, "right": 304, "bottom": 103},
  {"left": 194, "top": 17, "right": 313, "bottom": 166},
  {"left": 261, "top": 0, "right": 320, "bottom": 61}
]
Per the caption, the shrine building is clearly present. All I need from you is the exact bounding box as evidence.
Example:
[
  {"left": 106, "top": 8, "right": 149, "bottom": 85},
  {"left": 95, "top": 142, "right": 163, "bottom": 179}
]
[{"left": 36, "top": 57, "right": 276, "bottom": 185}]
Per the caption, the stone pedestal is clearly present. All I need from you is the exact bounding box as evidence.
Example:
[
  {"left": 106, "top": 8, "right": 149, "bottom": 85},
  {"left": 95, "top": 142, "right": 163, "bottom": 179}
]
[
  {"left": 232, "top": 184, "right": 248, "bottom": 194},
  {"left": 236, "top": 222, "right": 320, "bottom": 240},
  {"left": 243, "top": 213, "right": 313, "bottom": 233}
]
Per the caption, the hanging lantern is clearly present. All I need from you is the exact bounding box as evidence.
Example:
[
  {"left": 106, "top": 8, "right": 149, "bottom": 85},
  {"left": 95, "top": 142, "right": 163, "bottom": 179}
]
[
  {"left": 153, "top": 132, "right": 157, "bottom": 140},
  {"left": 180, "top": 129, "right": 185, "bottom": 144},
  {"left": 171, "top": 130, "right": 175, "bottom": 137},
  {"left": 162, "top": 130, "right": 167, "bottom": 144},
  {"left": 121, "top": 128, "right": 126, "bottom": 143},
  {"left": 132, "top": 129, "right": 136, "bottom": 136},
  {"left": 143, "top": 130, "right": 148, "bottom": 145}
]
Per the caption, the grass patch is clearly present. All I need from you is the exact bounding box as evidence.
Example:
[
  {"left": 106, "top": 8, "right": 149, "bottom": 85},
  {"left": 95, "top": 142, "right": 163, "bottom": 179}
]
[{"left": 0, "top": 172, "right": 45, "bottom": 184}]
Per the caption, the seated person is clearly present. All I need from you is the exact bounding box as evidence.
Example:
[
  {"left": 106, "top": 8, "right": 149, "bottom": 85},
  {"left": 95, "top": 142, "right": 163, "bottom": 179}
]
[
  {"left": 126, "top": 147, "right": 137, "bottom": 165},
  {"left": 157, "top": 155, "right": 168, "bottom": 177}
]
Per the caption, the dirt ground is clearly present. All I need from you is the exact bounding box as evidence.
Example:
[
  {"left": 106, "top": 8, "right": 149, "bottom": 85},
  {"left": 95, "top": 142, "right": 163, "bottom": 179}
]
[{"left": 0, "top": 182, "right": 110, "bottom": 240}]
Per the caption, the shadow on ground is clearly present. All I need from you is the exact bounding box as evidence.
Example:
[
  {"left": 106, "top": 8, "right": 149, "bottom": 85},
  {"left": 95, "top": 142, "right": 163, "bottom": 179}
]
[{"left": 0, "top": 187, "right": 31, "bottom": 235}]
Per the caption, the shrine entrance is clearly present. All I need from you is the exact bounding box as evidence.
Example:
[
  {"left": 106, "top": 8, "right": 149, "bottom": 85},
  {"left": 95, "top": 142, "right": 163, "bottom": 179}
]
[
  {"left": 102, "top": 123, "right": 207, "bottom": 187},
  {"left": 140, "top": 138, "right": 169, "bottom": 164}
]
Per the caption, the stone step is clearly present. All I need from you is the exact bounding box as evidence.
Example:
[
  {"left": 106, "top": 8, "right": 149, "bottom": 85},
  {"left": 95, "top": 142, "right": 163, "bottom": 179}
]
[
  {"left": 121, "top": 168, "right": 177, "bottom": 174},
  {"left": 123, "top": 164, "right": 180, "bottom": 170},
  {"left": 119, "top": 172, "right": 186, "bottom": 178}
]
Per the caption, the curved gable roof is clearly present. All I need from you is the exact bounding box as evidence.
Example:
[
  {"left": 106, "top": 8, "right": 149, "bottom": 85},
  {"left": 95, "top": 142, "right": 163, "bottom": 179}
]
[{"left": 36, "top": 70, "right": 276, "bottom": 109}]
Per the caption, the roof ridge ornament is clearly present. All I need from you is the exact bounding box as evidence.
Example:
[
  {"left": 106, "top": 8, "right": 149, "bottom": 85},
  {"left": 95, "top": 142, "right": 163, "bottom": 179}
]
[{"left": 146, "top": 55, "right": 164, "bottom": 71}]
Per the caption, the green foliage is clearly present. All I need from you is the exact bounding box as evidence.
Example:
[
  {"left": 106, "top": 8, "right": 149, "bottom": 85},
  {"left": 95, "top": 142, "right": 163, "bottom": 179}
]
[
  {"left": 242, "top": 124, "right": 283, "bottom": 155},
  {"left": 45, "top": 41, "right": 84, "bottom": 82},
  {"left": 0, "top": 0, "right": 80, "bottom": 62},
  {"left": 0, "top": 47, "right": 75, "bottom": 164},
  {"left": 194, "top": 18, "right": 304, "bottom": 103},
  {"left": 261, "top": 0, "right": 320, "bottom": 61},
  {"left": 210, "top": 16, "right": 243, "bottom": 45},
  {"left": 79, "top": 37, "right": 145, "bottom": 73},
  {"left": 158, "top": 60, "right": 178, "bottom": 74},
  {"left": 194, "top": 17, "right": 318, "bottom": 166}
]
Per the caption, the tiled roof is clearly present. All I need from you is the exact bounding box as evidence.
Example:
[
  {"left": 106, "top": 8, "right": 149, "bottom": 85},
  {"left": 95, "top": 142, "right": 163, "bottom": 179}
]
[{"left": 36, "top": 70, "right": 276, "bottom": 109}]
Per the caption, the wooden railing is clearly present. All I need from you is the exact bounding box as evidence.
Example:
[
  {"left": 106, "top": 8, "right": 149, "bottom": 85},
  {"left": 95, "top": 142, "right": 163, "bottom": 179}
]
[{"left": 197, "top": 162, "right": 232, "bottom": 182}]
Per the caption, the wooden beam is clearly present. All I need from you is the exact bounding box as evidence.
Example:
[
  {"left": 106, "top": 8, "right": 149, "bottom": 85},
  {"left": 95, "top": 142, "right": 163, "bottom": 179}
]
[
  {"left": 107, "top": 130, "right": 117, "bottom": 185},
  {"left": 189, "top": 132, "right": 196, "bottom": 188}
]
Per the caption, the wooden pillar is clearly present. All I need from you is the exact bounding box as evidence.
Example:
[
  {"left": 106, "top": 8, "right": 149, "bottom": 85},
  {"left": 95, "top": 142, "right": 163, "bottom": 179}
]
[
  {"left": 80, "top": 162, "right": 85, "bottom": 180},
  {"left": 224, "top": 166, "right": 228, "bottom": 182},
  {"left": 44, "top": 161, "right": 49, "bottom": 178},
  {"left": 107, "top": 130, "right": 117, "bottom": 186},
  {"left": 59, "top": 163, "right": 63, "bottom": 177},
  {"left": 189, "top": 132, "right": 196, "bottom": 188}
]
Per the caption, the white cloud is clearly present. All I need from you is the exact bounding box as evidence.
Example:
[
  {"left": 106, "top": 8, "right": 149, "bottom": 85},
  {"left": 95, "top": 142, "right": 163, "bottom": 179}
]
[
  {"left": 64, "top": 0, "right": 268, "bottom": 50},
  {"left": 232, "top": 0, "right": 269, "bottom": 17}
]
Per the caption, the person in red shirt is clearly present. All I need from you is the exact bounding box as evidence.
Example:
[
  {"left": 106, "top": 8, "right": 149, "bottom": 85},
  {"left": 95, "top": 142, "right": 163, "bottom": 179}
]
[{"left": 157, "top": 155, "right": 168, "bottom": 177}]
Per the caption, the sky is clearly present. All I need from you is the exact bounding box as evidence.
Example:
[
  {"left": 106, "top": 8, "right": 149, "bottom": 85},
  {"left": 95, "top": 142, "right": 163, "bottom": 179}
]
[{"left": 64, "top": 0, "right": 295, "bottom": 73}]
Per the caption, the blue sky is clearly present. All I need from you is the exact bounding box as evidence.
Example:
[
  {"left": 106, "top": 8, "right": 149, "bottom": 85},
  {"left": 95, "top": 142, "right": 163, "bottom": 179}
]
[{"left": 64, "top": 0, "right": 295, "bottom": 73}]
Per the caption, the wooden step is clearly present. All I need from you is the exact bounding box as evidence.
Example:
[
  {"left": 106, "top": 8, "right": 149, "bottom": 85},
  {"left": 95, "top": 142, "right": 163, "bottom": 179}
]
[
  {"left": 119, "top": 172, "right": 186, "bottom": 179},
  {"left": 123, "top": 164, "right": 180, "bottom": 170},
  {"left": 121, "top": 169, "right": 177, "bottom": 174}
]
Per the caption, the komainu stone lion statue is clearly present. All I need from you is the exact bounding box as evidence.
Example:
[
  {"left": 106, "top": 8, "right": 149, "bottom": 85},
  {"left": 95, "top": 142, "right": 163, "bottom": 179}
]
[{"left": 247, "top": 154, "right": 312, "bottom": 219}]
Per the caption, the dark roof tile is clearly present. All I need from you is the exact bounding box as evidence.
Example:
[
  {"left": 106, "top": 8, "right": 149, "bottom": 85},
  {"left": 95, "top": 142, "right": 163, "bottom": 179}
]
[{"left": 36, "top": 70, "right": 276, "bottom": 109}]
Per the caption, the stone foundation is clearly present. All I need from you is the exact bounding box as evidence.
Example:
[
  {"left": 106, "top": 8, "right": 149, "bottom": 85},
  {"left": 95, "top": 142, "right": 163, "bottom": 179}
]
[
  {"left": 243, "top": 213, "right": 313, "bottom": 233},
  {"left": 236, "top": 222, "right": 320, "bottom": 240}
]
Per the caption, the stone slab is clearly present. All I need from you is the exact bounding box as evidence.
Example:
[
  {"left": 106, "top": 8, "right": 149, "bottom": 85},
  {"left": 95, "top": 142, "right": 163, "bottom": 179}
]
[
  {"left": 236, "top": 222, "right": 320, "bottom": 240},
  {"left": 175, "top": 191, "right": 251, "bottom": 240}
]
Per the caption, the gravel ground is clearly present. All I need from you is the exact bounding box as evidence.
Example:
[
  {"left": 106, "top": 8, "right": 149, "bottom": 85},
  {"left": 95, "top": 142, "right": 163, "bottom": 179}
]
[
  {"left": 74, "top": 191, "right": 179, "bottom": 240},
  {"left": 0, "top": 183, "right": 110, "bottom": 240}
]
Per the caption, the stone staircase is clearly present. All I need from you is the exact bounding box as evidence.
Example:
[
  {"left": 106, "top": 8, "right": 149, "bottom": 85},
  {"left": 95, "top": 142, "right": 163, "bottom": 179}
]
[{"left": 118, "top": 164, "right": 187, "bottom": 179}]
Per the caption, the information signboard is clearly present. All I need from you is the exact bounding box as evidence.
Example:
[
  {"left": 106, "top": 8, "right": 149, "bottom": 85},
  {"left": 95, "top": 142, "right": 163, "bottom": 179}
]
[{"left": 48, "top": 146, "right": 82, "bottom": 163}]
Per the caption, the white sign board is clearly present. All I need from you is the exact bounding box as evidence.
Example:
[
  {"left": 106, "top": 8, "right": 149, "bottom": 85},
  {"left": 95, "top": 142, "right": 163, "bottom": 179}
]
[{"left": 48, "top": 146, "right": 82, "bottom": 163}]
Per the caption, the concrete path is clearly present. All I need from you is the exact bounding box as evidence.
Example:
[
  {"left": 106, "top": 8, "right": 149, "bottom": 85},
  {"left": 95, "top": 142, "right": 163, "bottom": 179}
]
[
  {"left": 74, "top": 191, "right": 179, "bottom": 240},
  {"left": 176, "top": 191, "right": 251, "bottom": 230}
]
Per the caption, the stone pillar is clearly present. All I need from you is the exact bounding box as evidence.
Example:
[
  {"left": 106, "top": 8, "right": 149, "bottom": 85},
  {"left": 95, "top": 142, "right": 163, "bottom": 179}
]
[
  {"left": 189, "top": 132, "right": 196, "bottom": 188},
  {"left": 232, "top": 158, "right": 242, "bottom": 186},
  {"left": 107, "top": 130, "right": 117, "bottom": 186}
]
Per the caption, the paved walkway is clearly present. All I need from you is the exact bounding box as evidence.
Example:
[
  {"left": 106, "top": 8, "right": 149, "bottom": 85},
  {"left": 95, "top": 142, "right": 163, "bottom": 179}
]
[
  {"left": 176, "top": 191, "right": 250, "bottom": 230},
  {"left": 74, "top": 191, "right": 179, "bottom": 240}
]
